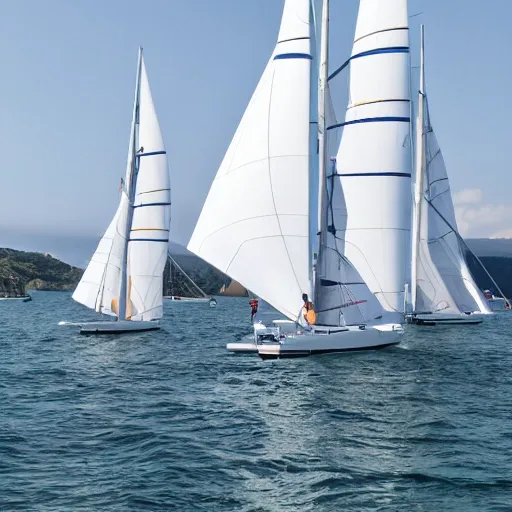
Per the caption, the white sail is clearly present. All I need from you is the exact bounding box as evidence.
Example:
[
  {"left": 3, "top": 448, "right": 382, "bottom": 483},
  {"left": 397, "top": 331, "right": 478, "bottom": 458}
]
[
  {"left": 315, "top": 80, "right": 384, "bottom": 326},
  {"left": 187, "top": 0, "right": 315, "bottom": 321},
  {"left": 127, "top": 56, "right": 171, "bottom": 321},
  {"left": 332, "top": 0, "right": 412, "bottom": 323},
  {"left": 73, "top": 50, "right": 170, "bottom": 322},
  {"left": 416, "top": 103, "right": 491, "bottom": 314},
  {"left": 72, "top": 198, "right": 128, "bottom": 316}
]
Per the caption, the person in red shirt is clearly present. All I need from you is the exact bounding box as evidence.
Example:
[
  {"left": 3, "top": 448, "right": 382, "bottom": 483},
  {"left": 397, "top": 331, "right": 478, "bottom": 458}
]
[{"left": 249, "top": 299, "right": 259, "bottom": 323}]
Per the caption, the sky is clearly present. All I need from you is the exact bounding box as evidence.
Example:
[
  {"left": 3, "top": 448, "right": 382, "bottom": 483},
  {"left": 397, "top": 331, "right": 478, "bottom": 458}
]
[{"left": 0, "top": 0, "right": 511, "bottom": 266}]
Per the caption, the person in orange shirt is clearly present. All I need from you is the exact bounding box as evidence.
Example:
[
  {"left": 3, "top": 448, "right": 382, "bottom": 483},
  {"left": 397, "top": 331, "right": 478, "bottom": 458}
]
[{"left": 301, "top": 293, "right": 316, "bottom": 326}]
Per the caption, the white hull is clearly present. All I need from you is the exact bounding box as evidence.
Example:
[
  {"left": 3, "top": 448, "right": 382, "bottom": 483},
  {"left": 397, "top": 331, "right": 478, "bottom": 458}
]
[
  {"left": 164, "top": 296, "right": 209, "bottom": 302},
  {"left": 226, "top": 341, "right": 258, "bottom": 353},
  {"left": 487, "top": 297, "right": 509, "bottom": 312},
  {"left": 258, "top": 324, "right": 403, "bottom": 360},
  {"left": 58, "top": 320, "right": 160, "bottom": 334},
  {"left": 407, "top": 313, "right": 484, "bottom": 325},
  {"left": 228, "top": 320, "right": 403, "bottom": 359},
  {"left": 0, "top": 296, "right": 31, "bottom": 302}
]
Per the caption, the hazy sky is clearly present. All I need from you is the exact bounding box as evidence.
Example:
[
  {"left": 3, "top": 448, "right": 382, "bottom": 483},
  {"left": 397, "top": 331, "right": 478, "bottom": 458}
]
[{"left": 1, "top": 0, "right": 511, "bottom": 262}]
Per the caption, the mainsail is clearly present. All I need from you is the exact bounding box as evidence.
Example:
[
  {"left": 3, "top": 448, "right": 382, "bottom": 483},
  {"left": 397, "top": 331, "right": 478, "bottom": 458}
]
[
  {"left": 330, "top": 0, "right": 412, "bottom": 323},
  {"left": 415, "top": 101, "right": 491, "bottom": 315},
  {"left": 187, "top": 0, "right": 315, "bottom": 321},
  {"left": 314, "top": 3, "right": 384, "bottom": 327},
  {"left": 73, "top": 49, "right": 171, "bottom": 321}
]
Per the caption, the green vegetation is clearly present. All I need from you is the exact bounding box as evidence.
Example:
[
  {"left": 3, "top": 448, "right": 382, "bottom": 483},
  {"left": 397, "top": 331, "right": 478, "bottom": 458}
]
[
  {"left": 0, "top": 243, "right": 510, "bottom": 303},
  {"left": 0, "top": 248, "right": 83, "bottom": 295}
]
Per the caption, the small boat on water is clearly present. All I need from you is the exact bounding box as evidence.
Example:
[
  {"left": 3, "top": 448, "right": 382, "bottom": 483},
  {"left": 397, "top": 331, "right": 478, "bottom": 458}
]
[
  {"left": 483, "top": 290, "right": 511, "bottom": 311},
  {"left": 188, "top": 0, "right": 407, "bottom": 359},
  {"left": 408, "top": 26, "right": 506, "bottom": 326},
  {"left": 0, "top": 295, "right": 32, "bottom": 302},
  {"left": 60, "top": 48, "right": 171, "bottom": 334},
  {"left": 163, "top": 254, "right": 217, "bottom": 307}
]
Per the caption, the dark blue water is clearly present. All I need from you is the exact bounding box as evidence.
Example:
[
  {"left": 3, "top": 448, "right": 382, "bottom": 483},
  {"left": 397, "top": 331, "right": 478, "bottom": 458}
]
[{"left": 1, "top": 291, "right": 511, "bottom": 511}]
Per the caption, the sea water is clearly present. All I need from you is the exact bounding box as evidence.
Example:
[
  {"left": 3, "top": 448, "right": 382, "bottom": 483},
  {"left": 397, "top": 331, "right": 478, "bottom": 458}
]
[{"left": 1, "top": 292, "right": 511, "bottom": 511}]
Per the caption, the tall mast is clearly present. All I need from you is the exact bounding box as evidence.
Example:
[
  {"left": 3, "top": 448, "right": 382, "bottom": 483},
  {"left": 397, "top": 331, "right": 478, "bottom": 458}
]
[
  {"left": 118, "top": 46, "right": 143, "bottom": 321},
  {"left": 411, "top": 25, "right": 425, "bottom": 312},
  {"left": 314, "top": 0, "right": 329, "bottom": 304}
]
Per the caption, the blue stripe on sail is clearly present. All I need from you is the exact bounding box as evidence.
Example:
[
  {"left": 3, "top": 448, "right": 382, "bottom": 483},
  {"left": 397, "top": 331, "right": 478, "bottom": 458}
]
[
  {"left": 274, "top": 53, "right": 312, "bottom": 60},
  {"left": 328, "top": 46, "right": 409, "bottom": 81},
  {"left": 327, "top": 116, "right": 410, "bottom": 130},
  {"left": 128, "top": 238, "right": 169, "bottom": 242},
  {"left": 339, "top": 172, "right": 411, "bottom": 178},
  {"left": 136, "top": 151, "right": 166, "bottom": 158},
  {"left": 133, "top": 202, "right": 171, "bottom": 209}
]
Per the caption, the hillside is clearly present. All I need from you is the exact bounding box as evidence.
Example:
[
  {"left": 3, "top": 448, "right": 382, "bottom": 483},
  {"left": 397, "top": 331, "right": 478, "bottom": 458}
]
[
  {"left": 164, "top": 254, "right": 226, "bottom": 296},
  {"left": 0, "top": 248, "right": 83, "bottom": 296},
  {"left": 467, "top": 256, "right": 512, "bottom": 299}
]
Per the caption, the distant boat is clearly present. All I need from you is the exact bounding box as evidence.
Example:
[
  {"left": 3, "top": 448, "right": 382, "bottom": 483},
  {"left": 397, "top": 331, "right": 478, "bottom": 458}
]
[
  {"left": 218, "top": 280, "right": 248, "bottom": 297},
  {"left": 409, "top": 26, "right": 506, "bottom": 326},
  {"left": 0, "top": 294, "right": 31, "bottom": 302},
  {"left": 163, "top": 254, "right": 217, "bottom": 307},
  {"left": 60, "top": 48, "right": 171, "bottom": 334},
  {"left": 483, "top": 290, "right": 511, "bottom": 311}
]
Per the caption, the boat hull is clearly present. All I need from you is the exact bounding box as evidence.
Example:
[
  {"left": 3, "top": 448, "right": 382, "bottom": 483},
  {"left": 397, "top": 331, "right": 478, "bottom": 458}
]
[
  {"left": 226, "top": 342, "right": 258, "bottom": 353},
  {"left": 256, "top": 323, "right": 403, "bottom": 360},
  {"left": 0, "top": 296, "right": 32, "bottom": 302},
  {"left": 407, "top": 313, "right": 484, "bottom": 326},
  {"left": 487, "top": 298, "right": 509, "bottom": 312},
  {"left": 164, "top": 296, "right": 210, "bottom": 302},
  {"left": 59, "top": 320, "right": 160, "bottom": 334}
]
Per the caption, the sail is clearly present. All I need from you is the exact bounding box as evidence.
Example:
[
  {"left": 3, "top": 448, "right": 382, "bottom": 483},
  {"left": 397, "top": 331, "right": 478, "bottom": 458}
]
[
  {"left": 72, "top": 196, "right": 129, "bottom": 316},
  {"left": 127, "top": 56, "right": 171, "bottom": 321},
  {"left": 219, "top": 280, "right": 248, "bottom": 297},
  {"left": 315, "top": 85, "right": 384, "bottom": 326},
  {"left": 416, "top": 103, "right": 491, "bottom": 314},
  {"left": 333, "top": 0, "right": 412, "bottom": 323},
  {"left": 187, "top": 0, "right": 315, "bottom": 321}
]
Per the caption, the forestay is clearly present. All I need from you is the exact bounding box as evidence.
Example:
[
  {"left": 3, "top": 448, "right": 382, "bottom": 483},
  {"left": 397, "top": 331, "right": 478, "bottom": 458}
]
[
  {"left": 332, "top": 0, "right": 412, "bottom": 323},
  {"left": 187, "top": 0, "right": 315, "bottom": 321},
  {"left": 416, "top": 103, "right": 491, "bottom": 314}
]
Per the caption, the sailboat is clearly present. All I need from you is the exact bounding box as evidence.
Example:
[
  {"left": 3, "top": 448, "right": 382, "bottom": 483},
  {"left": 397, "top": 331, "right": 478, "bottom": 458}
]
[
  {"left": 187, "top": 0, "right": 405, "bottom": 359},
  {"left": 219, "top": 280, "right": 248, "bottom": 297},
  {"left": 408, "top": 26, "right": 496, "bottom": 326},
  {"left": 164, "top": 253, "right": 217, "bottom": 307},
  {"left": 60, "top": 48, "right": 171, "bottom": 334}
]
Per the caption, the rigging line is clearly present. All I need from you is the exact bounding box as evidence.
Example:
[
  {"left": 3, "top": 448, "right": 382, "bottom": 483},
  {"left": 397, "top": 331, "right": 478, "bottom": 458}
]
[
  {"left": 196, "top": 213, "right": 308, "bottom": 253},
  {"left": 426, "top": 198, "right": 509, "bottom": 305},
  {"left": 168, "top": 253, "right": 208, "bottom": 298}
]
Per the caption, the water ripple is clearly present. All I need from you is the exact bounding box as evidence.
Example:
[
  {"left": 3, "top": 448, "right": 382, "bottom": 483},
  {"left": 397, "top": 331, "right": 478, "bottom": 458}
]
[{"left": 0, "top": 292, "right": 511, "bottom": 511}]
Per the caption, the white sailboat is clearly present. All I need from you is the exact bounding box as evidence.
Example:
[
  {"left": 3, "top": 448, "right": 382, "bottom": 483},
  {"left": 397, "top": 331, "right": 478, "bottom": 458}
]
[
  {"left": 60, "top": 48, "right": 171, "bottom": 334},
  {"left": 409, "top": 26, "right": 493, "bottom": 326},
  {"left": 164, "top": 253, "right": 217, "bottom": 307},
  {"left": 187, "top": 0, "right": 404, "bottom": 359}
]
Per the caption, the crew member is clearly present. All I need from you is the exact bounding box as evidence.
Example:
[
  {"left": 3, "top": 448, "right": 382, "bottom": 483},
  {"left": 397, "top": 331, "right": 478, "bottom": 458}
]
[
  {"left": 249, "top": 298, "right": 259, "bottom": 323},
  {"left": 301, "top": 293, "right": 316, "bottom": 325}
]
